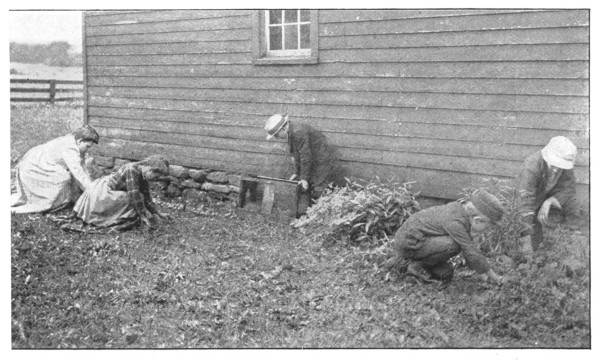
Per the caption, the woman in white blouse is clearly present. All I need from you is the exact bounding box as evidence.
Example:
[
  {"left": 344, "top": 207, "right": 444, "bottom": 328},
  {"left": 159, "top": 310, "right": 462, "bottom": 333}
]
[{"left": 11, "top": 125, "right": 99, "bottom": 214}]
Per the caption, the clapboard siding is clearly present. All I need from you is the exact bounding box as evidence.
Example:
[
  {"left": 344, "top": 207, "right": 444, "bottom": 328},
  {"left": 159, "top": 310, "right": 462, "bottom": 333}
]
[
  {"left": 88, "top": 114, "right": 589, "bottom": 159},
  {"left": 86, "top": 43, "right": 589, "bottom": 65},
  {"left": 86, "top": 41, "right": 251, "bottom": 56},
  {"left": 86, "top": 14, "right": 251, "bottom": 36},
  {"left": 86, "top": 26, "right": 589, "bottom": 48},
  {"left": 87, "top": 61, "right": 589, "bottom": 79},
  {"left": 318, "top": 9, "right": 535, "bottom": 22},
  {"left": 87, "top": 105, "right": 588, "bottom": 133},
  {"left": 87, "top": 26, "right": 588, "bottom": 49},
  {"left": 87, "top": 97, "right": 590, "bottom": 144},
  {"left": 86, "top": 99, "right": 590, "bottom": 151},
  {"left": 84, "top": 9, "right": 590, "bottom": 201},
  {"left": 86, "top": 53, "right": 249, "bottom": 66},
  {"left": 320, "top": 10, "right": 588, "bottom": 35},
  {"left": 87, "top": 76, "right": 589, "bottom": 97},
  {"left": 318, "top": 44, "right": 588, "bottom": 63},
  {"left": 320, "top": 27, "right": 589, "bottom": 49},
  {"left": 85, "top": 10, "right": 250, "bottom": 27},
  {"left": 87, "top": 108, "right": 589, "bottom": 151},
  {"left": 88, "top": 87, "right": 588, "bottom": 114},
  {"left": 87, "top": 30, "right": 252, "bottom": 45}
]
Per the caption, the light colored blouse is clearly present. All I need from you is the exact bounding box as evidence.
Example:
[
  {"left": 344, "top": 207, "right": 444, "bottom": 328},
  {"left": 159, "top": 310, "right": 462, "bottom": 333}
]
[{"left": 11, "top": 134, "right": 92, "bottom": 213}]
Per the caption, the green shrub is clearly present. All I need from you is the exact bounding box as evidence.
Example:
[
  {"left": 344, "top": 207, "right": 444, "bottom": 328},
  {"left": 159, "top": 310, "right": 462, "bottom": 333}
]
[{"left": 293, "top": 178, "right": 420, "bottom": 246}]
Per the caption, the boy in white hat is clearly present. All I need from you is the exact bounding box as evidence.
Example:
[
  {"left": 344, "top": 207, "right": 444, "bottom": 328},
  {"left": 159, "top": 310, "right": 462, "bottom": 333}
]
[
  {"left": 264, "top": 114, "right": 345, "bottom": 213},
  {"left": 517, "top": 136, "right": 582, "bottom": 253},
  {"left": 386, "top": 190, "right": 506, "bottom": 285}
]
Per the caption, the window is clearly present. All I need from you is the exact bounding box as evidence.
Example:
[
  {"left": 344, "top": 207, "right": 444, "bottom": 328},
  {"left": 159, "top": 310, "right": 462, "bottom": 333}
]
[{"left": 253, "top": 9, "right": 319, "bottom": 65}]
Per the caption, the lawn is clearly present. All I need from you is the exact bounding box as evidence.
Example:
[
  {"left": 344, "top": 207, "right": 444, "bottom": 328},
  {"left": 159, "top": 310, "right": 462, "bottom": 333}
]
[{"left": 10, "top": 104, "right": 591, "bottom": 348}]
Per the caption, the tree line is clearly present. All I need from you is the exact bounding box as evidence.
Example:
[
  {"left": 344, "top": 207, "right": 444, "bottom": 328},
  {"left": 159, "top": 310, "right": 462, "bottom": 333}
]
[{"left": 10, "top": 41, "right": 82, "bottom": 67}]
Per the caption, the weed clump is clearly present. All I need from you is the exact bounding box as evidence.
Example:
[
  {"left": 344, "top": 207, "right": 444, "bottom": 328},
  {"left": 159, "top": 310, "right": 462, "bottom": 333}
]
[
  {"left": 461, "top": 178, "right": 530, "bottom": 261},
  {"left": 293, "top": 178, "right": 420, "bottom": 246}
]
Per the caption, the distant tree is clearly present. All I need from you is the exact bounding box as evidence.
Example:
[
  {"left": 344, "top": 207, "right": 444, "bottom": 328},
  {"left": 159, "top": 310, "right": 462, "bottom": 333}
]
[
  {"left": 70, "top": 52, "right": 83, "bottom": 66},
  {"left": 10, "top": 41, "right": 81, "bottom": 67},
  {"left": 45, "top": 41, "right": 72, "bottom": 66}
]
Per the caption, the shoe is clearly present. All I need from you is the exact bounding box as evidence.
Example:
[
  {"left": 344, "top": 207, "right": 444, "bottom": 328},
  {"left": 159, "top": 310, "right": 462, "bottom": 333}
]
[
  {"left": 382, "top": 256, "right": 410, "bottom": 272},
  {"left": 407, "top": 261, "right": 437, "bottom": 283}
]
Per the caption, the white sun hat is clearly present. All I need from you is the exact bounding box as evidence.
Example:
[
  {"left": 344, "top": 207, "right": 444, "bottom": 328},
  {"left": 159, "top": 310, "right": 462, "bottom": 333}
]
[
  {"left": 541, "top": 136, "right": 577, "bottom": 170},
  {"left": 265, "top": 114, "right": 289, "bottom": 140}
]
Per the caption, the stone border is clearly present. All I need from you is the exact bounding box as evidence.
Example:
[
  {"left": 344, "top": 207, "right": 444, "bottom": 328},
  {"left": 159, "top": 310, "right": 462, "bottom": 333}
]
[{"left": 91, "top": 155, "right": 241, "bottom": 202}]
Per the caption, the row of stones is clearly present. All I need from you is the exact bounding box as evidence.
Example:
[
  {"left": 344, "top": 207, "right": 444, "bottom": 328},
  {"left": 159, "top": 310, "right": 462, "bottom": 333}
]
[{"left": 93, "top": 155, "right": 242, "bottom": 201}]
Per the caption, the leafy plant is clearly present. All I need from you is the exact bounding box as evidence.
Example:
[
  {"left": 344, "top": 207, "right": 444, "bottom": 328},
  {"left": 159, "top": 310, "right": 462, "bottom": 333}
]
[
  {"left": 461, "top": 178, "right": 530, "bottom": 260},
  {"left": 293, "top": 178, "right": 420, "bottom": 246}
]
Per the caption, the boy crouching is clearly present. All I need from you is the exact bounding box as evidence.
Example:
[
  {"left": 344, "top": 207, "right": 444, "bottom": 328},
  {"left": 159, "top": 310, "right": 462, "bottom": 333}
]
[{"left": 387, "top": 190, "right": 505, "bottom": 285}]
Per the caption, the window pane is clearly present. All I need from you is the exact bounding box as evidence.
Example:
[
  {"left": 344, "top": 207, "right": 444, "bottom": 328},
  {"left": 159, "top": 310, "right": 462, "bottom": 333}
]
[
  {"left": 269, "top": 27, "right": 282, "bottom": 50},
  {"left": 284, "top": 25, "right": 298, "bottom": 50},
  {"left": 269, "top": 10, "right": 282, "bottom": 24},
  {"left": 300, "top": 24, "right": 310, "bottom": 48},
  {"left": 284, "top": 10, "right": 298, "bottom": 23},
  {"left": 300, "top": 10, "right": 310, "bottom": 22}
]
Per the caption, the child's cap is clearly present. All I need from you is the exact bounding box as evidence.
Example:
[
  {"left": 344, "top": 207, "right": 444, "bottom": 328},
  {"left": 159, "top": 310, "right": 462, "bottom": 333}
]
[{"left": 470, "top": 190, "right": 505, "bottom": 223}]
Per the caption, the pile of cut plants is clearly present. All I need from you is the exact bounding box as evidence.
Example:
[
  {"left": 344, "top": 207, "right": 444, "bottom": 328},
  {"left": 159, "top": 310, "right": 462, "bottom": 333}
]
[{"left": 293, "top": 178, "right": 421, "bottom": 247}]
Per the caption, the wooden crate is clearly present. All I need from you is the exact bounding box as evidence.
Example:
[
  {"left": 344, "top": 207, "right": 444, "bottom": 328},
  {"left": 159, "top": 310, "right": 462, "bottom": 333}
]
[{"left": 236, "top": 175, "right": 310, "bottom": 222}]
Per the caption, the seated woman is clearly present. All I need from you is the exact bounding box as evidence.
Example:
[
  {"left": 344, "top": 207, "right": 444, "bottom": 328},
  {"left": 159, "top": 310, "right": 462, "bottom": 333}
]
[
  {"left": 11, "top": 125, "right": 100, "bottom": 214},
  {"left": 73, "top": 155, "right": 170, "bottom": 229}
]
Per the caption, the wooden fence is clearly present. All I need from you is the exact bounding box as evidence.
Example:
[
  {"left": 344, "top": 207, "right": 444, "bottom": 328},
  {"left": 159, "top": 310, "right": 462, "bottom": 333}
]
[{"left": 10, "top": 79, "right": 83, "bottom": 103}]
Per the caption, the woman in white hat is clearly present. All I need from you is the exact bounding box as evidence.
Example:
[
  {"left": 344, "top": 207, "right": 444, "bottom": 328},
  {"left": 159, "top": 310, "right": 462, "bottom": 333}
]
[
  {"left": 264, "top": 114, "right": 345, "bottom": 214},
  {"left": 517, "top": 136, "right": 583, "bottom": 253}
]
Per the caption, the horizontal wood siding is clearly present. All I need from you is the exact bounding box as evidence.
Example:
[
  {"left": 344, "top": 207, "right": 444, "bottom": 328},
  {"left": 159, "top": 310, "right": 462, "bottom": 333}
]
[{"left": 84, "top": 9, "right": 589, "bottom": 201}]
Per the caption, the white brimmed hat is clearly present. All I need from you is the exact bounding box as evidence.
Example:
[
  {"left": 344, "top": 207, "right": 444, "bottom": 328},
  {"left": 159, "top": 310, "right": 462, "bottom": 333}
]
[
  {"left": 541, "top": 136, "right": 577, "bottom": 170},
  {"left": 265, "top": 114, "right": 289, "bottom": 140}
]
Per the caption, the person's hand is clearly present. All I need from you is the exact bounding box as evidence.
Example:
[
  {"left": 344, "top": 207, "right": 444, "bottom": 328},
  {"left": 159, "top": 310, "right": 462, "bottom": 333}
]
[
  {"left": 538, "top": 197, "right": 561, "bottom": 225},
  {"left": 141, "top": 216, "right": 152, "bottom": 228},
  {"left": 84, "top": 156, "right": 95, "bottom": 167},
  {"left": 485, "top": 269, "right": 505, "bottom": 285},
  {"left": 289, "top": 174, "right": 299, "bottom": 181},
  {"left": 298, "top": 179, "right": 309, "bottom": 191}
]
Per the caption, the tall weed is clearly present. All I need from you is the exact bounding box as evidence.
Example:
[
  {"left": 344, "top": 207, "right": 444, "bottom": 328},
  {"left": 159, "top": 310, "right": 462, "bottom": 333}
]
[{"left": 461, "top": 178, "right": 529, "bottom": 260}]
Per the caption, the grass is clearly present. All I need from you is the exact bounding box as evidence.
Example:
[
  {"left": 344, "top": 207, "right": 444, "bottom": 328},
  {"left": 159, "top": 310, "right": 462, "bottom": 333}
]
[
  {"left": 10, "top": 104, "right": 591, "bottom": 348},
  {"left": 10, "top": 103, "right": 84, "bottom": 166}
]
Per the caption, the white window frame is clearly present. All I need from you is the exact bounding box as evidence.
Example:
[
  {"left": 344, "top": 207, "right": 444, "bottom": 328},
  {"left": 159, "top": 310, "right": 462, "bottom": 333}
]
[
  {"left": 265, "top": 10, "right": 311, "bottom": 57},
  {"left": 253, "top": 9, "right": 319, "bottom": 65}
]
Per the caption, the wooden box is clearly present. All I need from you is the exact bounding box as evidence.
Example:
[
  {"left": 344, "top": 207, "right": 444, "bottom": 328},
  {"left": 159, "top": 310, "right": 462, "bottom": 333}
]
[{"left": 236, "top": 175, "right": 311, "bottom": 222}]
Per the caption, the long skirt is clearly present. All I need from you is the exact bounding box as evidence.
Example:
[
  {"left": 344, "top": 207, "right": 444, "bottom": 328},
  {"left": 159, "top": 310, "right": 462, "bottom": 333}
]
[
  {"left": 74, "top": 177, "right": 138, "bottom": 227},
  {"left": 11, "top": 152, "right": 80, "bottom": 214}
]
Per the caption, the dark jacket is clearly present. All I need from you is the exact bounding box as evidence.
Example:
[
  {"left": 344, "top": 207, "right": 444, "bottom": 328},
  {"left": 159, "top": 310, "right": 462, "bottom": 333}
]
[
  {"left": 288, "top": 122, "right": 343, "bottom": 188},
  {"left": 516, "top": 150, "right": 576, "bottom": 228},
  {"left": 394, "top": 202, "right": 491, "bottom": 274}
]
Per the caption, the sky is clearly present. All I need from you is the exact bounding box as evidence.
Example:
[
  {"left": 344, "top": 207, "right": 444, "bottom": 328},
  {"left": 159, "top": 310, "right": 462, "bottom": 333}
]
[{"left": 9, "top": 10, "right": 83, "bottom": 52}]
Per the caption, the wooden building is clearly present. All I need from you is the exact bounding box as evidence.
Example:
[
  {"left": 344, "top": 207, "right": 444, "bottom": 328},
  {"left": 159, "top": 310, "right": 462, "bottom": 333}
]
[{"left": 83, "top": 9, "right": 589, "bottom": 201}]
